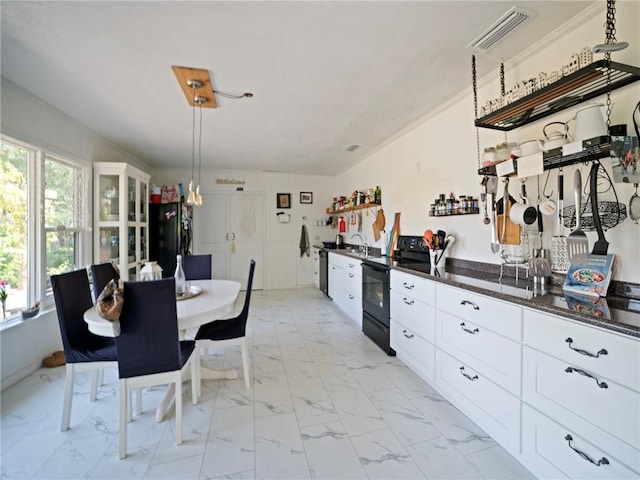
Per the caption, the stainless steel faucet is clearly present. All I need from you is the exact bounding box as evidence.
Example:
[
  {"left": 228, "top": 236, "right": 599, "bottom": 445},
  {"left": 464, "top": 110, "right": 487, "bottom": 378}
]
[{"left": 350, "top": 233, "right": 369, "bottom": 257}]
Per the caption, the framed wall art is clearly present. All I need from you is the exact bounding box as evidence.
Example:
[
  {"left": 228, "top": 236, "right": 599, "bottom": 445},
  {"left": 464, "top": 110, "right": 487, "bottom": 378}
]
[
  {"left": 277, "top": 193, "right": 291, "bottom": 209},
  {"left": 300, "top": 192, "right": 313, "bottom": 204}
]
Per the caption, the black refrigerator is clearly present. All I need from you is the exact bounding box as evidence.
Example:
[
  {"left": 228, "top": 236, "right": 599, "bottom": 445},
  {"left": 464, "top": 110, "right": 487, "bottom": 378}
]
[{"left": 149, "top": 202, "right": 192, "bottom": 277}]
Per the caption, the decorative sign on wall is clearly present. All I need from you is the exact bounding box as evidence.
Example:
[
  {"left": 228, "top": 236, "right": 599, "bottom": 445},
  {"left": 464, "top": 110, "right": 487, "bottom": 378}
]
[
  {"left": 277, "top": 193, "right": 291, "bottom": 209},
  {"left": 300, "top": 192, "right": 313, "bottom": 204},
  {"left": 216, "top": 179, "right": 246, "bottom": 184}
]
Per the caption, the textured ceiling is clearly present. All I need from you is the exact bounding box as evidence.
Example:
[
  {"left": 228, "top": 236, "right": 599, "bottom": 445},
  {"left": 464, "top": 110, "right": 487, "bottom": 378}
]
[{"left": 1, "top": 1, "right": 594, "bottom": 175}]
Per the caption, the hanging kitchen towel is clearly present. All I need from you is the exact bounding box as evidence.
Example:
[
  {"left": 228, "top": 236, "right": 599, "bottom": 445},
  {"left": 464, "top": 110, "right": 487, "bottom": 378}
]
[{"left": 300, "top": 224, "right": 310, "bottom": 257}]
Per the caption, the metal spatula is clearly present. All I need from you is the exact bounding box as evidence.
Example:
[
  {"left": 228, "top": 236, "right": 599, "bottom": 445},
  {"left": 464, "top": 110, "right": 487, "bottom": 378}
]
[{"left": 566, "top": 169, "right": 589, "bottom": 261}]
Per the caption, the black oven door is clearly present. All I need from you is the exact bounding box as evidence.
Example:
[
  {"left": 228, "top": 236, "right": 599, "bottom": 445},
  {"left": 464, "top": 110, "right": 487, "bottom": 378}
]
[{"left": 361, "top": 263, "right": 390, "bottom": 326}]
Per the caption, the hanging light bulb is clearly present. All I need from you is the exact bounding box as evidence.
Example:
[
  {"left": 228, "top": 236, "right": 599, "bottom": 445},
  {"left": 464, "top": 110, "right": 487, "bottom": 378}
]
[{"left": 194, "top": 95, "right": 206, "bottom": 206}]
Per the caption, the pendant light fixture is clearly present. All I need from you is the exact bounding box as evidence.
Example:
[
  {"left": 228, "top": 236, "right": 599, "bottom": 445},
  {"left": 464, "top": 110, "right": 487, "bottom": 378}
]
[
  {"left": 186, "top": 79, "right": 201, "bottom": 205},
  {"left": 172, "top": 65, "right": 253, "bottom": 207},
  {"left": 194, "top": 94, "right": 206, "bottom": 206}
]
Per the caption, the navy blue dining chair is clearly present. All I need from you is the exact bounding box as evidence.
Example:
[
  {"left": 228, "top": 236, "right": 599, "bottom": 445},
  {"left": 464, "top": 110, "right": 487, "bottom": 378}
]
[
  {"left": 51, "top": 268, "right": 118, "bottom": 431},
  {"left": 194, "top": 259, "right": 255, "bottom": 397},
  {"left": 182, "top": 254, "right": 212, "bottom": 281},
  {"left": 115, "top": 278, "right": 197, "bottom": 459},
  {"left": 90, "top": 262, "right": 119, "bottom": 302}
]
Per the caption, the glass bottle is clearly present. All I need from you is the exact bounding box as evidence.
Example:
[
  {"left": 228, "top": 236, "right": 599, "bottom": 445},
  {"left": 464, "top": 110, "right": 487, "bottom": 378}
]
[
  {"left": 374, "top": 186, "right": 381, "bottom": 204},
  {"left": 174, "top": 254, "right": 186, "bottom": 294}
]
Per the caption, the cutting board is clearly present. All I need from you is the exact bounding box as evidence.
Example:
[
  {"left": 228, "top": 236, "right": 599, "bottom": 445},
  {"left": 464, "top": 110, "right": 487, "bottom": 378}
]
[{"left": 497, "top": 201, "right": 521, "bottom": 245}]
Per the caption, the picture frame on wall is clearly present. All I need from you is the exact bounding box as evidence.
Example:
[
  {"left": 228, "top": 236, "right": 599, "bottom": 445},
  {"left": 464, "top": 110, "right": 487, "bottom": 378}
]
[
  {"left": 300, "top": 192, "right": 313, "bottom": 204},
  {"left": 277, "top": 193, "right": 291, "bottom": 209}
]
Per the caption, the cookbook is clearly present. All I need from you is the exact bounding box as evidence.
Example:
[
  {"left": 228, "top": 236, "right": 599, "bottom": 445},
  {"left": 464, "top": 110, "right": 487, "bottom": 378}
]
[{"left": 562, "top": 253, "right": 615, "bottom": 298}]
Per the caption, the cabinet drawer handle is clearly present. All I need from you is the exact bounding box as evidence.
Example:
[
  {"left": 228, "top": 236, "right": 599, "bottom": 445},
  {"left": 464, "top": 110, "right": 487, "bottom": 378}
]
[
  {"left": 349, "top": 263, "right": 355, "bottom": 268},
  {"left": 403, "top": 298, "right": 415, "bottom": 305},
  {"left": 459, "top": 366, "right": 478, "bottom": 381},
  {"left": 402, "top": 282, "right": 415, "bottom": 290},
  {"left": 348, "top": 294, "right": 355, "bottom": 300},
  {"left": 460, "top": 300, "right": 479, "bottom": 310},
  {"left": 460, "top": 322, "right": 479, "bottom": 334},
  {"left": 564, "top": 367, "right": 608, "bottom": 389},
  {"left": 565, "top": 338, "right": 608, "bottom": 358},
  {"left": 403, "top": 330, "right": 414, "bottom": 339},
  {"left": 564, "top": 434, "right": 609, "bottom": 467},
  {"left": 348, "top": 273, "right": 355, "bottom": 278}
]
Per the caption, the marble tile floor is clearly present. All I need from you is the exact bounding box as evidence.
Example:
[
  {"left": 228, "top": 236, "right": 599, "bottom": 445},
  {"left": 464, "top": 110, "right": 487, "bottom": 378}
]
[{"left": 1, "top": 288, "right": 535, "bottom": 480}]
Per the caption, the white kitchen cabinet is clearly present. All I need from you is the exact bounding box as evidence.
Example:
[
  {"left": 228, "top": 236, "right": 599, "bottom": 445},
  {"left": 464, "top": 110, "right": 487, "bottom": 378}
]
[
  {"left": 328, "top": 252, "right": 361, "bottom": 325},
  {"left": 435, "top": 309, "right": 521, "bottom": 395},
  {"left": 195, "top": 193, "right": 264, "bottom": 290},
  {"left": 93, "top": 162, "right": 149, "bottom": 281},
  {"left": 385, "top": 268, "right": 640, "bottom": 479},
  {"left": 328, "top": 254, "right": 343, "bottom": 306},
  {"left": 313, "top": 247, "right": 320, "bottom": 288},
  {"left": 435, "top": 348, "right": 521, "bottom": 455},
  {"left": 435, "top": 283, "right": 522, "bottom": 341},
  {"left": 522, "top": 308, "right": 640, "bottom": 475},
  {"left": 522, "top": 405, "right": 639, "bottom": 479},
  {"left": 390, "top": 270, "right": 436, "bottom": 384},
  {"left": 434, "top": 282, "right": 523, "bottom": 455}
]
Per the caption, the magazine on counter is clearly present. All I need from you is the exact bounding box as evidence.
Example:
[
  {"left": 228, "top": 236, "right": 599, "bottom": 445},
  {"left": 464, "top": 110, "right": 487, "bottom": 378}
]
[{"left": 562, "top": 253, "right": 615, "bottom": 298}]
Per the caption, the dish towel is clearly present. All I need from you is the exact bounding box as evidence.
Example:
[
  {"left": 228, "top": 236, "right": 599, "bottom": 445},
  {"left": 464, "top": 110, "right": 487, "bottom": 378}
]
[{"left": 300, "top": 224, "right": 310, "bottom": 257}]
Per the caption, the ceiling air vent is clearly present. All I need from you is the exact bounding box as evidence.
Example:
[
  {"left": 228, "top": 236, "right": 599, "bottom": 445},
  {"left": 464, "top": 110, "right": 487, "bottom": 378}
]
[
  {"left": 466, "top": 6, "right": 534, "bottom": 52},
  {"left": 344, "top": 144, "right": 360, "bottom": 152}
]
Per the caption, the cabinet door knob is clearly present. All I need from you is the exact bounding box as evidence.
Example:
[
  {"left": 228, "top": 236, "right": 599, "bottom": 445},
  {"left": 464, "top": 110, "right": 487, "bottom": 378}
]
[
  {"left": 565, "top": 338, "right": 608, "bottom": 358},
  {"left": 459, "top": 366, "right": 478, "bottom": 381},
  {"left": 564, "top": 434, "right": 610, "bottom": 467},
  {"left": 460, "top": 322, "right": 479, "bottom": 335},
  {"left": 564, "top": 366, "right": 608, "bottom": 389},
  {"left": 460, "top": 300, "right": 479, "bottom": 310}
]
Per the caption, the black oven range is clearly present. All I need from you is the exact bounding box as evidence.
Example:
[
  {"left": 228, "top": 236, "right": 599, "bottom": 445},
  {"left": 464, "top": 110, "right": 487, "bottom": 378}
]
[{"left": 361, "top": 235, "right": 431, "bottom": 355}]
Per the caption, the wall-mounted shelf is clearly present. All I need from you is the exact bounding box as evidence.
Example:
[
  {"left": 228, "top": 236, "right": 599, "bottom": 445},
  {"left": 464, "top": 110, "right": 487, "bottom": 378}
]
[
  {"left": 478, "top": 140, "right": 610, "bottom": 177},
  {"left": 475, "top": 61, "right": 640, "bottom": 131},
  {"left": 326, "top": 203, "right": 381, "bottom": 214},
  {"left": 429, "top": 208, "right": 479, "bottom": 217}
]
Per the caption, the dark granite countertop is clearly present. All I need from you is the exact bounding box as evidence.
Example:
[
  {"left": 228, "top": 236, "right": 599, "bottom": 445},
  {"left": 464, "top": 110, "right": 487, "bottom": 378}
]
[{"left": 318, "top": 246, "right": 640, "bottom": 338}]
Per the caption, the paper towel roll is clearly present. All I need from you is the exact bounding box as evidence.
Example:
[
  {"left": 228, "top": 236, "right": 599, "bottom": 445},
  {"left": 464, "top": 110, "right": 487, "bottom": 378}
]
[{"left": 380, "top": 231, "right": 388, "bottom": 255}]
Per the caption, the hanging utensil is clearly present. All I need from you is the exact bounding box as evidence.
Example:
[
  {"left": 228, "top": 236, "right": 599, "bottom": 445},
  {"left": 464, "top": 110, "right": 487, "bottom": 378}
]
[
  {"left": 487, "top": 177, "right": 500, "bottom": 253},
  {"left": 629, "top": 184, "right": 640, "bottom": 224},
  {"left": 481, "top": 177, "right": 490, "bottom": 224},
  {"left": 566, "top": 169, "right": 589, "bottom": 261},
  {"left": 590, "top": 162, "right": 609, "bottom": 255},
  {"left": 539, "top": 171, "right": 557, "bottom": 216},
  {"left": 501, "top": 178, "right": 509, "bottom": 244},
  {"left": 551, "top": 170, "right": 569, "bottom": 272},
  {"left": 423, "top": 229, "right": 434, "bottom": 250}
]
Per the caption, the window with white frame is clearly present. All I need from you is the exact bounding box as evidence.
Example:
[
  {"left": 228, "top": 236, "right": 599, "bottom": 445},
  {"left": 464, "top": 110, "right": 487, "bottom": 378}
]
[{"left": 0, "top": 135, "right": 89, "bottom": 321}]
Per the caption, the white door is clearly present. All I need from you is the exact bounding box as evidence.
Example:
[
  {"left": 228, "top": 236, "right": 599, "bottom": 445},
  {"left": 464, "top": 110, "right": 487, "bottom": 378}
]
[{"left": 195, "top": 193, "right": 264, "bottom": 290}]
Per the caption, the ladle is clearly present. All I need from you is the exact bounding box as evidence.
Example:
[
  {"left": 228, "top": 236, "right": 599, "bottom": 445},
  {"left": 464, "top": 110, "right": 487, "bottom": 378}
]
[{"left": 630, "top": 184, "right": 640, "bottom": 225}]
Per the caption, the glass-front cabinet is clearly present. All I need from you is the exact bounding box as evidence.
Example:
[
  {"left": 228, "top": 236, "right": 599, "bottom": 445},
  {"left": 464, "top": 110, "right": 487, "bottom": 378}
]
[{"left": 93, "top": 162, "right": 150, "bottom": 281}]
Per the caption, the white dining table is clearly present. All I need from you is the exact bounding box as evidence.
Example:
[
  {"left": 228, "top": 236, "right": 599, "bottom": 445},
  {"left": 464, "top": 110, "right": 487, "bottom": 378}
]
[{"left": 84, "top": 279, "right": 241, "bottom": 421}]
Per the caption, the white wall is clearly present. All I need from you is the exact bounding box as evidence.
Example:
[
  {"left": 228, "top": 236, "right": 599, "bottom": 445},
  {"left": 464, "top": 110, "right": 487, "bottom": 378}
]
[
  {"left": 337, "top": 2, "right": 640, "bottom": 283},
  {"left": 0, "top": 78, "right": 150, "bottom": 390},
  {"left": 150, "top": 167, "right": 336, "bottom": 289}
]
